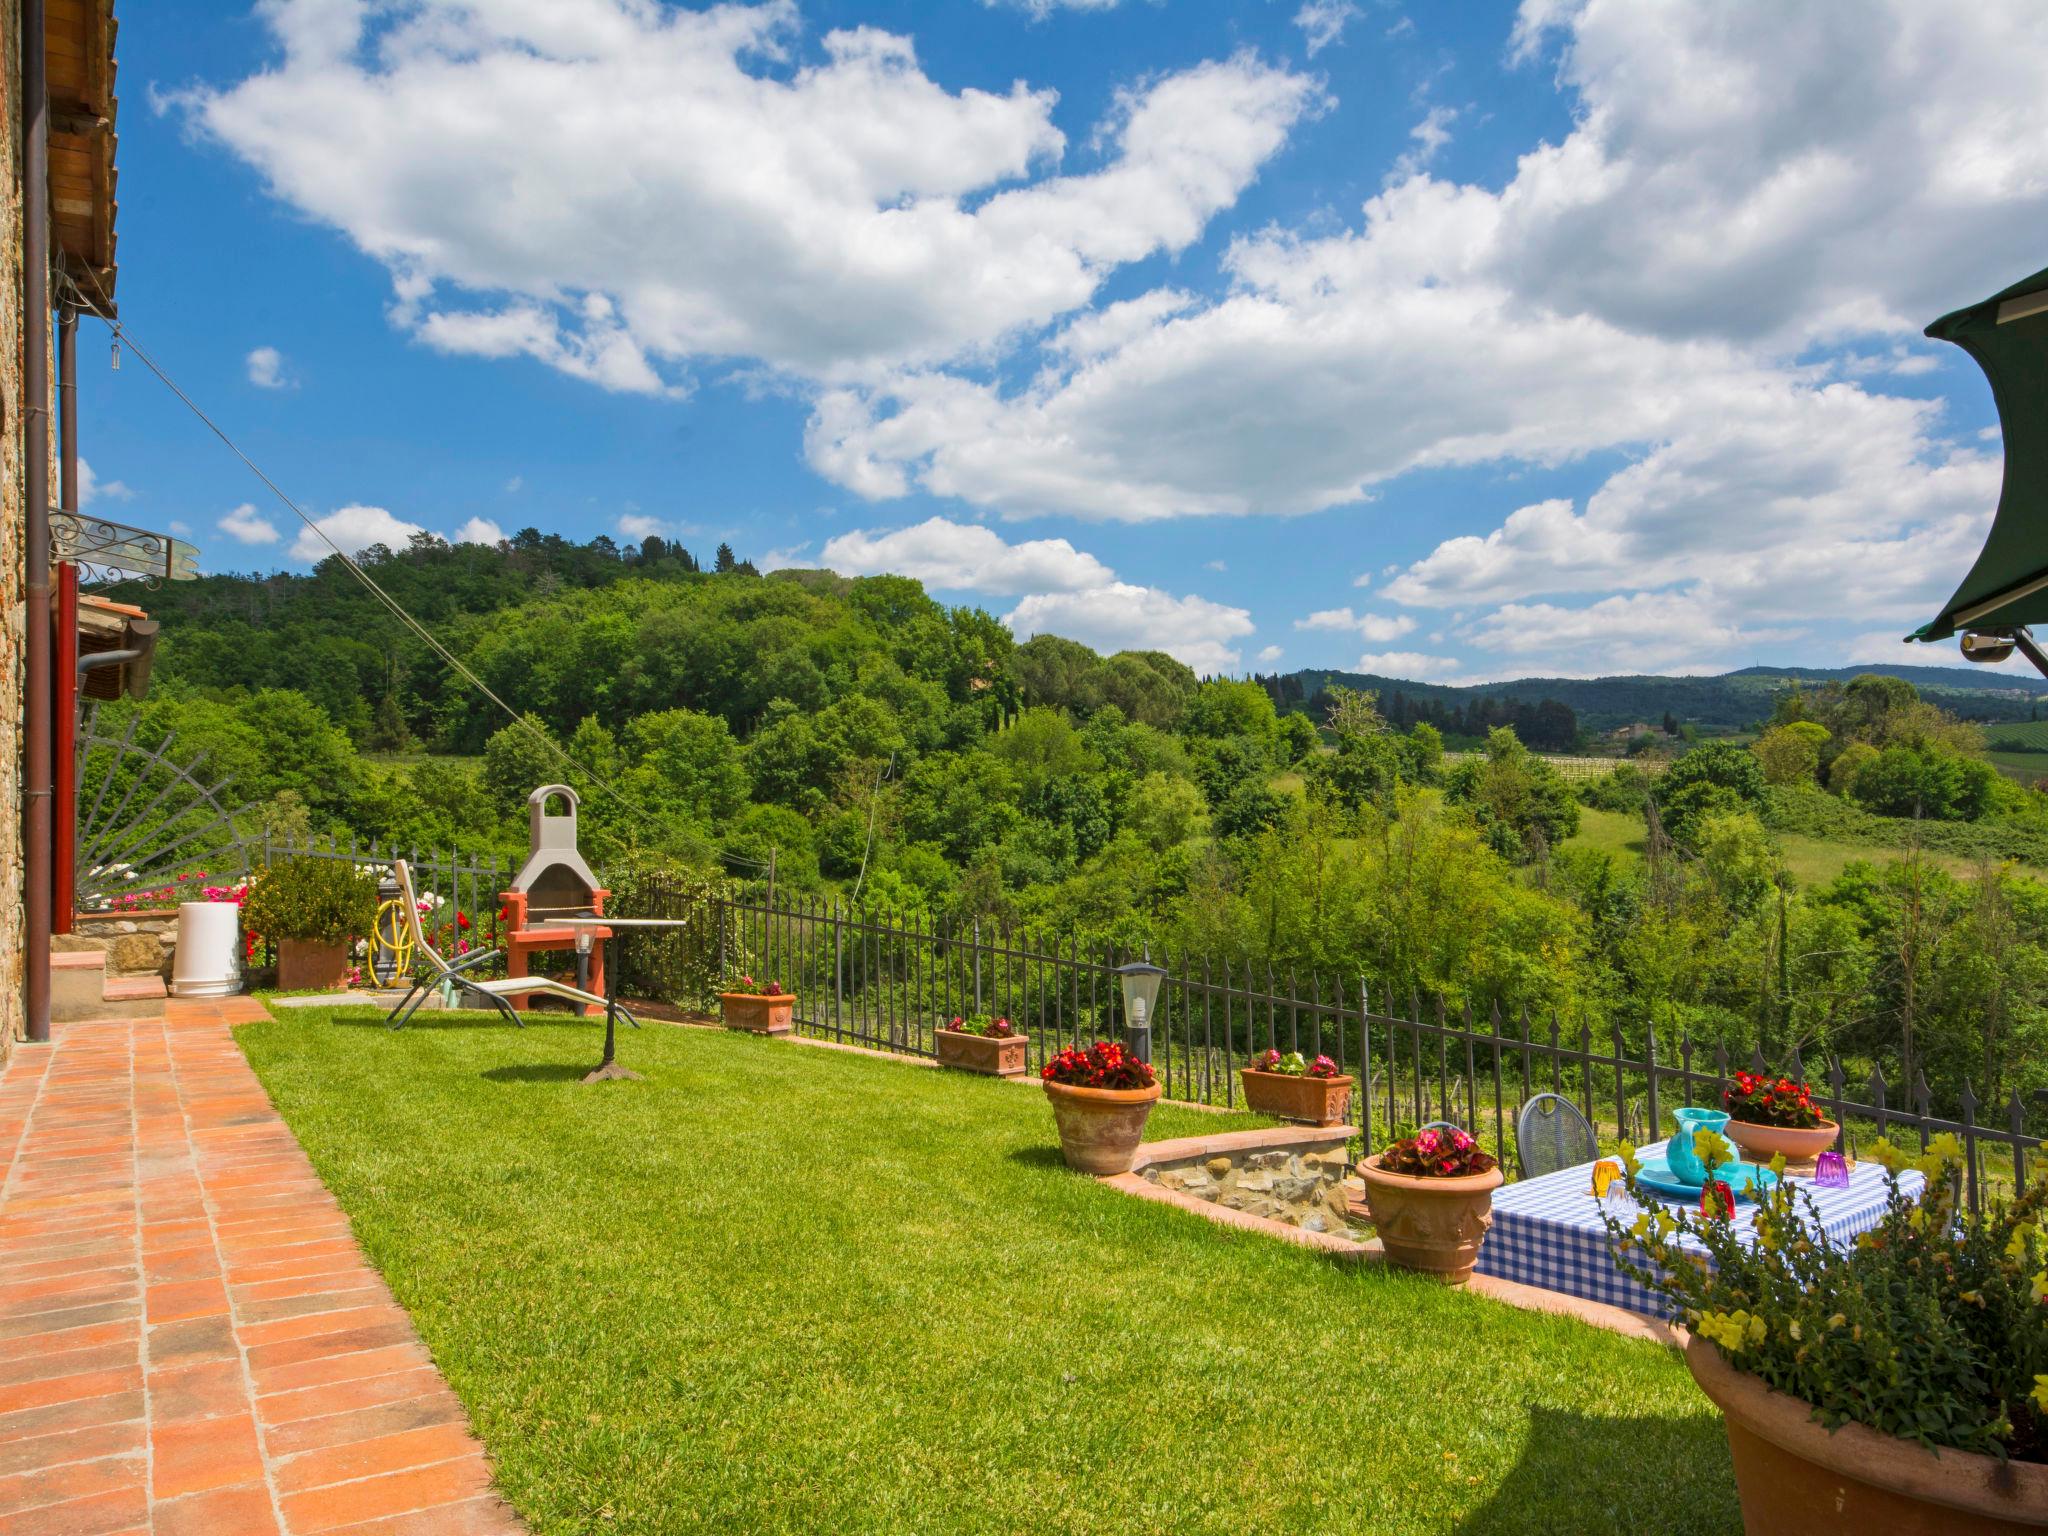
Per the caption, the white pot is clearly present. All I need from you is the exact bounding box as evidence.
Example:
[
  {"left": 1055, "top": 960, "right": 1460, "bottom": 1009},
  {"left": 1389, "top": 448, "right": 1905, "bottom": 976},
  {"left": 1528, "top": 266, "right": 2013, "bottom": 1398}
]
[{"left": 172, "top": 901, "right": 242, "bottom": 997}]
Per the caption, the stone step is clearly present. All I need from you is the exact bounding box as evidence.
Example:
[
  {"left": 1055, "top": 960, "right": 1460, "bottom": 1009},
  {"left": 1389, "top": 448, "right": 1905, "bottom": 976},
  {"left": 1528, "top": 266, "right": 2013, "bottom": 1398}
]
[{"left": 50, "top": 946, "right": 169, "bottom": 1022}]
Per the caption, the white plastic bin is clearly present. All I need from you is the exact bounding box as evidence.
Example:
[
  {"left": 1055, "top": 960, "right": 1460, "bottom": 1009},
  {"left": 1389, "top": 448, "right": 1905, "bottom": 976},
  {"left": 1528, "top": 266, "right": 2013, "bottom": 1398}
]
[{"left": 172, "top": 901, "right": 242, "bottom": 997}]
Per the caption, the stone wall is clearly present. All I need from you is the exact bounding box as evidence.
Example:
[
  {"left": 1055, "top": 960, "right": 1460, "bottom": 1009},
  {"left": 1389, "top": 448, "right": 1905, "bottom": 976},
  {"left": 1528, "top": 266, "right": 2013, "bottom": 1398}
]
[
  {"left": 61, "top": 910, "right": 181, "bottom": 980},
  {"left": 1134, "top": 1127, "right": 1356, "bottom": 1235},
  {"left": 0, "top": 3, "right": 32, "bottom": 1062}
]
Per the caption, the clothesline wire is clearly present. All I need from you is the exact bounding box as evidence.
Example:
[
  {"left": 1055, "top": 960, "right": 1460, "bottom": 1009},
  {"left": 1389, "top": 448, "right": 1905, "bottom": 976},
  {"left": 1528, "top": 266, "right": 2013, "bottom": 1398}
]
[{"left": 60, "top": 268, "right": 775, "bottom": 877}]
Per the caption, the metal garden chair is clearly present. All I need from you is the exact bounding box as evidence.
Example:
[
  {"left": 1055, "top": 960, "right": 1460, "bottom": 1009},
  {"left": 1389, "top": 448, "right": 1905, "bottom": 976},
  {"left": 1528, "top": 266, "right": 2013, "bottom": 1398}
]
[
  {"left": 1514, "top": 1093, "right": 1598, "bottom": 1179},
  {"left": 382, "top": 860, "right": 636, "bottom": 1031}
]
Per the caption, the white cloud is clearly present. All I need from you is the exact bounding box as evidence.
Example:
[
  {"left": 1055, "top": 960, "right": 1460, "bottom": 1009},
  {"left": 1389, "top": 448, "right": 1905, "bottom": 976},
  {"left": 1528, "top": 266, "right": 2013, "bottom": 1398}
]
[
  {"left": 184, "top": 4, "right": 1317, "bottom": 386},
  {"left": 1295, "top": 606, "right": 1417, "bottom": 642},
  {"left": 168, "top": 521, "right": 192, "bottom": 536},
  {"left": 504, "top": 475, "right": 523, "bottom": 493},
  {"left": 451, "top": 517, "right": 506, "bottom": 545},
  {"left": 245, "top": 345, "right": 290, "bottom": 389},
  {"left": 799, "top": 0, "right": 2044, "bottom": 676},
  {"left": 1205, "top": 559, "right": 1227, "bottom": 572},
  {"left": 617, "top": 513, "right": 673, "bottom": 541},
  {"left": 1353, "top": 651, "right": 1470, "bottom": 681},
  {"left": 760, "top": 543, "right": 813, "bottom": 572},
  {"left": 217, "top": 504, "right": 281, "bottom": 545},
  {"left": 819, "top": 517, "right": 1113, "bottom": 596},
  {"left": 1257, "top": 644, "right": 1285, "bottom": 664},
  {"left": 1005, "top": 583, "right": 1255, "bottom": 673},
  {"left": 290, "top": 504, "right": 426, "bottom": 562},
  {"left": 1389, "top": 105, "right": 1456, "bottom": 182},
  {"left": 1294, "top": 0, "right": 1360, "bottom": 57},
  {"left": 76, "top": 458, "right": 132, "bottom": 506}
]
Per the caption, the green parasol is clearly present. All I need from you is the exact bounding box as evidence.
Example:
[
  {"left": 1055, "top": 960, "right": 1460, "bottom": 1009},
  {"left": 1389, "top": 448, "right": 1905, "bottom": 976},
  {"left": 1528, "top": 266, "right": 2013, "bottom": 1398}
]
[{"left": 1910, "top": 262, "right": 2048, "bottom": 671}]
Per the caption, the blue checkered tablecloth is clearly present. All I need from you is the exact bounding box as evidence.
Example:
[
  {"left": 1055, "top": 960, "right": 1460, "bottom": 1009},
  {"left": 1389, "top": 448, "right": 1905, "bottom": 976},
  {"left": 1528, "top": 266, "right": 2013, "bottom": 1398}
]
[{"left": 1472, "top": 1141, "right": 1924, "bottom": 1317}]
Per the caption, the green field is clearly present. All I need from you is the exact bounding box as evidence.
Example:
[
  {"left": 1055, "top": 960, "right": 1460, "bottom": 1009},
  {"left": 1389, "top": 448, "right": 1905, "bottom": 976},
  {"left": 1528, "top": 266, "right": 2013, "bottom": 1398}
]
[
  {"left": 238, "top": 1007, "right": 1739, "bottom": 1536},
  {"left": 1561, "top": 808, "right": 2043, "bottom": 887}
]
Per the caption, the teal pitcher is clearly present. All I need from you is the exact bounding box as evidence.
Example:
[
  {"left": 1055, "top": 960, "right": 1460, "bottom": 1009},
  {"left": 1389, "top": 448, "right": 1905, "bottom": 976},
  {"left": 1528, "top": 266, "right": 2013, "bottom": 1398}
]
[{"left": 1667, "top": 1107, "right": 1731, "bottom": 1186}]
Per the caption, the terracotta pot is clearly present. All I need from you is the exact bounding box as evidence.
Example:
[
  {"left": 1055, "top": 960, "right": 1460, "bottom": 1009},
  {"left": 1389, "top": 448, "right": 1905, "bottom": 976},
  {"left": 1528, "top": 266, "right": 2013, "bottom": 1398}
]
[
  {"left": 719, "top": 992, "right": 794, "bottom": 1035},
  {"left": 1239, "top": 1068, "right": 1354, "bottom": 1126},
  {"left": 275, "top": 937, "right": 351, "bottom": 992},
  {"left": 1356, "top": 1155, "right": 1503, "bottom": 1284},
  {"left": 1043, "top": 1079, "right": 1161, "bottom": 1174},
  {"left": 1684, "top": 1334, "right": 2048, "bottom": 1534},
  {"left": 935, "top": 1028, "right": 1028, "bottom": 1077},
  {"left": 1723, "top": 1116, "right": 1840, "bottom": 1170}
]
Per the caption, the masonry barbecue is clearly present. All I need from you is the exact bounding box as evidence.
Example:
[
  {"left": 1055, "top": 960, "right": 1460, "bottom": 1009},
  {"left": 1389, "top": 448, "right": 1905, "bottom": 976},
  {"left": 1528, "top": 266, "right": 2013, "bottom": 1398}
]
[{"left": 499, "top": 785, "right": 610, "bottom": 1014}]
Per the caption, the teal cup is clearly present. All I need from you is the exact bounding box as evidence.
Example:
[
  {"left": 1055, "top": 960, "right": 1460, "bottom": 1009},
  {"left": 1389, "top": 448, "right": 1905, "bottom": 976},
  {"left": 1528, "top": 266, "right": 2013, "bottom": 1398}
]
[{"left": 1668, "top": 1107, "right": 1731, "bottom": 1186}]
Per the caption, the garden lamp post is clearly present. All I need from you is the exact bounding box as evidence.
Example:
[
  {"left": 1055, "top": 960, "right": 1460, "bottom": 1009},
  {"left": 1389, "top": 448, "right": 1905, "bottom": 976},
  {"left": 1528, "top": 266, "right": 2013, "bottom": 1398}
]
[{"left": 1115, "top": 956, "right": 1167, "bottom": 1065}]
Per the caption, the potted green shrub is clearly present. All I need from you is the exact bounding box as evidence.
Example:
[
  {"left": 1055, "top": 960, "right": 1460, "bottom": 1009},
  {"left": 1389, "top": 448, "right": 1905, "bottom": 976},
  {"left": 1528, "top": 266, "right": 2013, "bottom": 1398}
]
[
  {"left": 718, "top": 973, "right": 794, "bottom": 1035},
  {"left": 935, "top": 1014, "right": 1026, "bottom": 1077},
  {"left": 1356, "top": 1127, "right": 1503, "bottom": 1284},
  {"left": 1240, "top": 1048, "right": 1353, "bottom": 1126},
  {"left": 242, "top": 857, "right": 380, "bottom": 992},
  {"left": 1041, "top": 1041, "right": 1159, "bottom": 1174},
  {"left": 1720, "top": 1070, "right": 1840, "bottom": 1169},
  {"left": 1608, "top": 1134, "right": 2047, "bottom": 1533}
]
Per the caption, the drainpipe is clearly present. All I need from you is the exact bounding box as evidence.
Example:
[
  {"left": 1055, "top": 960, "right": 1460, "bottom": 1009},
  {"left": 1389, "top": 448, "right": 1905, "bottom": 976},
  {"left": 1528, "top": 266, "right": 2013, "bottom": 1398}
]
[
  {"left": 54, "top": 303, "right": 77, "bottom": 935},
  {"left": 23, "top": 0, "right": 53, "bottom": 1042}
]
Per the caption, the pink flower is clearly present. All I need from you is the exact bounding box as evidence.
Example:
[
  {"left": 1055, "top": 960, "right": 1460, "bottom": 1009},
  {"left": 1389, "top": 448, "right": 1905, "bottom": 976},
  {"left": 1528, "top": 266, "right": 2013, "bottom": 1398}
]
[
  {"left": 1415, "top": 1129, "right": 1441, "bottom": 1155},
  {"left": 1452, "top": 1129, "right": 1474, "bottom": 1152}
]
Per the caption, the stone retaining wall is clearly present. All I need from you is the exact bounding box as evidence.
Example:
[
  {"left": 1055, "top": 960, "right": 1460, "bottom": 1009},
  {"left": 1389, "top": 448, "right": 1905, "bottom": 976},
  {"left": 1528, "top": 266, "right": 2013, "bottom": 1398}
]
[
  {"left": 61, "top": 910, "right": 184, "bottom": 980},
  {"left": 1131, "top": 1125, "right": 1355, "bottom": 1234}
]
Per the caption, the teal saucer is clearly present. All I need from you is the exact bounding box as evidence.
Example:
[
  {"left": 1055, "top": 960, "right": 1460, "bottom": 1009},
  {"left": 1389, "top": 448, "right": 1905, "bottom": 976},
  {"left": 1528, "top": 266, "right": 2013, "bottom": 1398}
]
[{"left": 1634, "top": 1152, "right": 1779, "bottom": 1204}]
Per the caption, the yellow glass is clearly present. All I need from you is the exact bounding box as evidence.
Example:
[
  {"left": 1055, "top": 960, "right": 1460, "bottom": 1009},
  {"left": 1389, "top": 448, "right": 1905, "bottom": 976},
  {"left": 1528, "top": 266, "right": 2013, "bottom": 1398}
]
[{"left": 1591, "top": 1159, "right": 1623, "bottom": 1197}]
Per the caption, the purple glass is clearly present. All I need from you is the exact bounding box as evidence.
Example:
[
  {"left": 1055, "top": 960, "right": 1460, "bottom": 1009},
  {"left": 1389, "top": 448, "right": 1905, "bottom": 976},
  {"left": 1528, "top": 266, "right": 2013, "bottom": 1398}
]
[{"left": 1814, "top": 1150, "right": 1849, "bottom": 1188}]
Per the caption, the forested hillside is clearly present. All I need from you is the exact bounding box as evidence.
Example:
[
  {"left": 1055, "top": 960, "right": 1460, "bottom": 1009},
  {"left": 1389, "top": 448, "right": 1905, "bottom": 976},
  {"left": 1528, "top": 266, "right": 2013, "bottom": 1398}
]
[
  {"left": 1269, "top": 661, "right": 2048, "bottom": 734},
  {"left": 105, "top": 534, "right": 2048, "bottom": 1114}
]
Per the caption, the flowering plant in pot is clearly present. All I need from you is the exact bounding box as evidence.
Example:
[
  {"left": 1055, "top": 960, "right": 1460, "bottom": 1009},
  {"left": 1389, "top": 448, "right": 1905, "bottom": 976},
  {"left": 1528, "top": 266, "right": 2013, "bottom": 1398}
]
[
  {"left": 1607, "top": 1135, "right": 2047, "bottom": 1534},
  {"left": 1357, "top": 1126, "right": 1503, "bottom": 1284},
  {"left": 718, "top": 972, "right": 794, "bottom": 1035},
  {"left": 1240, "top": 1048, "right": 1354, "bottom": 1127},
  {"left": 1719, "top": 1071, "right": 1839, "bottom": 1168},
  {"left": 935, "top": 1013, "right": 1027, "bottom": 1078},
  {"left": 242, "top": 857, "right": 380, "bottom": 991},
  {"left": 1040, "top": 1041, "right": 1159, "bottom": 1174}
]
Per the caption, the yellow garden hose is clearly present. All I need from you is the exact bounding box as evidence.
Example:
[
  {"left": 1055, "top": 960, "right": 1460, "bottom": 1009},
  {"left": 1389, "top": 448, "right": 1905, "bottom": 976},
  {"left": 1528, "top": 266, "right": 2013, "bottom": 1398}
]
[{"left": 371, "top": 896, "right": 415, "bottom": 983}]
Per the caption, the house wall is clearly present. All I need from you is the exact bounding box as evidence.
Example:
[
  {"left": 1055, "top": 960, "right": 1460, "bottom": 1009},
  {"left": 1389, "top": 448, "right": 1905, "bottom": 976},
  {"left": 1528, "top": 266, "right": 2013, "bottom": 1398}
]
[{"left": 0, "top": 3, "right": 31, "bottom": 1061}]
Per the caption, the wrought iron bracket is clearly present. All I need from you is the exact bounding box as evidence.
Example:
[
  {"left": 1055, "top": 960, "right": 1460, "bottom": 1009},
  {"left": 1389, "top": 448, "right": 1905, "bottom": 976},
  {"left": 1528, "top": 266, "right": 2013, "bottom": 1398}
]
[{"left": 49, "top": 509, "right": 199, "bottom": 583}]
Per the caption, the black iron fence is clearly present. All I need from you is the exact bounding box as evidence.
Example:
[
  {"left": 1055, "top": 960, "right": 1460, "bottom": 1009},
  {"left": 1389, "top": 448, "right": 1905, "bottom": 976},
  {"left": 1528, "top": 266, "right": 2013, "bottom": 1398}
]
[{"left": 613, "top": 887, "right": 2044, "bottom": 1211}]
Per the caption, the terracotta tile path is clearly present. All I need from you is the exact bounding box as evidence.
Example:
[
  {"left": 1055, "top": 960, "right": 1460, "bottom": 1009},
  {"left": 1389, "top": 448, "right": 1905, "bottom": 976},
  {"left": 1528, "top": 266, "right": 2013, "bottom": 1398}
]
[{"left": 0, "top": 999, "right": 525, "bottom": 1534}]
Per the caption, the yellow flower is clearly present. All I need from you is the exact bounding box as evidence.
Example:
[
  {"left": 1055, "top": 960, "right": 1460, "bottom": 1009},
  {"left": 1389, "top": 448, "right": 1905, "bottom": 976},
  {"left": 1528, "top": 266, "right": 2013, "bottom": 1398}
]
[
  {"left": 1619, "top": 1142, "right": 1642, "bottom": 1177},
  {"left": 2033, "top": 1377, "right": 2048, "bottom": 1416},
  {"left": 1768, "top": 1152, "right": 1787, "bottom": 1178},
  {"left": 1826, "top": 1313, "right": 1846, "bottom": 1331}
]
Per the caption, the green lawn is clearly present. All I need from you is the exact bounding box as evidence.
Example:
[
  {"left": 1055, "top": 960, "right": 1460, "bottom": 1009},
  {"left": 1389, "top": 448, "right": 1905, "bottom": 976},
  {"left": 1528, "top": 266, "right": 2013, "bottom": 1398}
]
[{"left": 238, "top": 1008, "right": 1739, "bottom": 1536}]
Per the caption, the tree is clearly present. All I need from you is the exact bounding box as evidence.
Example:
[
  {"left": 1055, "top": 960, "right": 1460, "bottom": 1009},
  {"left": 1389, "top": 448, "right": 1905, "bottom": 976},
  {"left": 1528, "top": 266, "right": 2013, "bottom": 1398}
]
[
  {"left": 1752, "top": 721, "right": 1830, "bottom": 786},
  {"left": 1443, "top": 727, "right": 1580, "bottom": 861},
  {"left": 623, "top": 708, "right": 749, "bottom": 823},
  {"left": 1657, "top": 741, "right": 1767, "bottom": 847},
  {"left": 364, "top": 693, "right": 413, "bottom": 753},
  {"left": 482, "top": 714, "right": 568, "bottom": 812},
  {"left": 714, "top": 541, "right": 737, "bottom": 573}
]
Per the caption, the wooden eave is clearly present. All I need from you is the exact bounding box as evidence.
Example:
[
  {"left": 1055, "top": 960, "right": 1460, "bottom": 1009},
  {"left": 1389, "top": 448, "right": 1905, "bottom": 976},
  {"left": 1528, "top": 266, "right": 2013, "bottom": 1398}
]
[{"left": 46, "top": 0, "right": 119, "bottom": 317}]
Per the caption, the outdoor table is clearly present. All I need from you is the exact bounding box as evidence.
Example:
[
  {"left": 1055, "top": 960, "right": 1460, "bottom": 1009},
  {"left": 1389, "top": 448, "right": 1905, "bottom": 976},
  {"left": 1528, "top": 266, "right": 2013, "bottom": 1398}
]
[
  {"left": 1471, "top": 1140, "right": 1925, "bottom": 1317},
  {"left": 557, "top": 915, "right": 696, "bottom": 1084}
]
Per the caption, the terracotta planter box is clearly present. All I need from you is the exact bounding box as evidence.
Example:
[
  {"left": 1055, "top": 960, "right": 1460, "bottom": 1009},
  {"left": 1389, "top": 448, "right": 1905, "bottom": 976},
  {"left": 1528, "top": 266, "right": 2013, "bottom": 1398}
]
[
  {"left": 275, "top": 937, "right": 351, "bottom": 992},
  {"left": 1684, "top": 1334, "right": 2048, "bottom": 1534},
  {"left": 1043, "top": 1079, "right": 1161, "bottom": 1175},
  {"left": 719, "top": 992, "right": 794, "bottom": 1035},
  {"left": 1356, "top": 1155, "right": 1503, "bottom": 1284},
  {"left": 935, "top": 1028, "right": 1028, "bottom": 1077},
  {"left": 1724, "top": 1116, "right": 1839, "bottom": 1171},
  {"left": 1239, "top": 1068, "right": 1353, "bottom": 1126}
]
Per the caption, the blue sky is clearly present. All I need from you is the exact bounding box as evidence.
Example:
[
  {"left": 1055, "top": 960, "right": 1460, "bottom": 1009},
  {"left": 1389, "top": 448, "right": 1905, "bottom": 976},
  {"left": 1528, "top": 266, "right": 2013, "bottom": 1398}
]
[{"left": 76, "top": 0, "right": 2043, "bottom": 682}]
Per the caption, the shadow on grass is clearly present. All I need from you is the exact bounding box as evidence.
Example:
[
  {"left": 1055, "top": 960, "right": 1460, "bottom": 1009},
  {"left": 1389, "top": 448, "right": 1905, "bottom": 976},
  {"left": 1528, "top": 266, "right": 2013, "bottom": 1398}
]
[
  {"left": 1454, "top": 1404, "right": 1737, "bottom": 1536},
  {"left": 479, "top": 1063, "right": 593, "bottom": 1084},
  {"left": 1005, "top": 1144, "right": 1070, "bottom": 1172}
]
